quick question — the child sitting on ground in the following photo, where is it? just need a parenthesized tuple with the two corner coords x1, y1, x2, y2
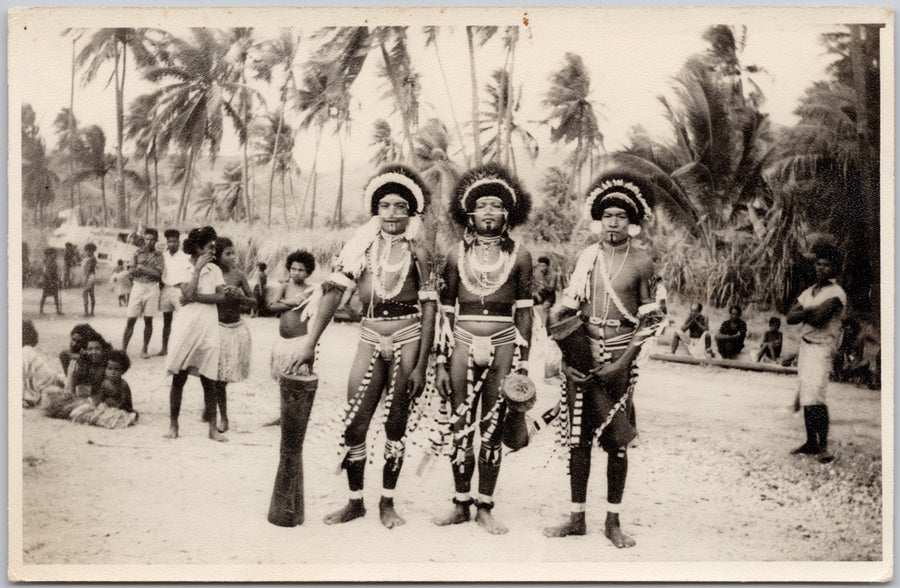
(70, 350, 138, 429)
(756, 316, 783, 362)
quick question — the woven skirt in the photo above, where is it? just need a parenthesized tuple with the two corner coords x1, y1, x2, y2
(218, 320, 251, 383)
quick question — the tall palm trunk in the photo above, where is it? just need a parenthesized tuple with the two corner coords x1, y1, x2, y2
(144, 155, 151, 225)
(177, 144, 198, 222)
(153, 151, 159, 227)
(267, 96, 288, 227)
(849, 24, 880, 306)
(303, 123, 324, 230)
(100, 175, 108, 227)
(502, 29, 518, 167)
(571, 134, 582, 192)
(379, 41, 418, 167)
(431, 37, 469, 166)
(467, 27, 483, 166)
(114, 42, 127, 228)
(241, 70, 252, 221)
(333, 131, 345, 228)
(69, 35, 77, 208)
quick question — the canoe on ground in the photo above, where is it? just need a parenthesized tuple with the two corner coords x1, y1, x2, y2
(649, 353, 798, 375)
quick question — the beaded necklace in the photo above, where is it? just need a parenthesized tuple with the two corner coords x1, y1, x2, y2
(367, 231, 411, 301)
(458, 238, 519, 301)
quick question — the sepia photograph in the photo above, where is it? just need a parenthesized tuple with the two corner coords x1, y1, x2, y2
(7, 6, 893, 582)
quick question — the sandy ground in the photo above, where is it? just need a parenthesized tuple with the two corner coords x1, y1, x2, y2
(15, 286, 884, 572)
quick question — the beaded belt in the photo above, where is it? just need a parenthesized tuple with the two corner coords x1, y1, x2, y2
(584, 316, 635, 328)
(457, 301, 514, 322)
(363, 300, 421, 320)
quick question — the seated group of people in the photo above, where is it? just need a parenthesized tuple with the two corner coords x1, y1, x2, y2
(23, 320, 137, 429)
(668, 303, 771, 361)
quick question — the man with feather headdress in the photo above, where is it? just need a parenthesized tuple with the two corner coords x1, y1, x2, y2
(543, 158, 665, 548)
(431, 163, 534, 535)
(290, 164, 437, 529)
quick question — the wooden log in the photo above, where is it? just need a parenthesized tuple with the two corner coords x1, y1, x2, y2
(649, 353, 798, 375)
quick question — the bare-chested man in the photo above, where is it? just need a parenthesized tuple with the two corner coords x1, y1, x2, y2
(544, 163, 663, 548)
(291, 164, 436, 529)
(432, 163, 534, 535)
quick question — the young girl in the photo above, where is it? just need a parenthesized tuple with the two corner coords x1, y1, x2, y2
(211, 237, 255, 434)
(70, 349, 138, 429)
(39, 248, 62, 315)
(164, 226, 232, 442)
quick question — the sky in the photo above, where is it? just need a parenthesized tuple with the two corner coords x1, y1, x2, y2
(10, 7, 860, 193)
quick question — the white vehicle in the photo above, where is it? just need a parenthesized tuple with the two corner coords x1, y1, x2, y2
(47, 209, 139, 279)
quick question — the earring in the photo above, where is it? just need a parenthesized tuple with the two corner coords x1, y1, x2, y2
(628, 224, 641, 237)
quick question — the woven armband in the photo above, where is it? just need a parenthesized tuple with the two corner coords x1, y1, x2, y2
(418, 290, 438, 301)
(515, 299, 534, 309)
(441, 304, 456, 315)
(327, 271, 355, 291)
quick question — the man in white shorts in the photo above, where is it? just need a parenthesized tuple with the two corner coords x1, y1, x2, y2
(159, 229, 193, 356)
(122, 228, 164, 359)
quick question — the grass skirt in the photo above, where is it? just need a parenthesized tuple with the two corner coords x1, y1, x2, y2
(218, 320, 251, 383)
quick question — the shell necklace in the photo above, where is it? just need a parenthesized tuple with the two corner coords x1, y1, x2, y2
(459, 238, 519, 300)
(368, 231, 411, 300)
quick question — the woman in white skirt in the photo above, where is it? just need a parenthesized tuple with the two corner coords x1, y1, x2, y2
(210, 237, 256, 433)
(164, 226, 232, 442)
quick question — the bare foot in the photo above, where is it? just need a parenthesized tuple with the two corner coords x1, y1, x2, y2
(163, 425, 179, 439)
(379, 497, 406, 529)
(157, 349, 168, 357)
(605, 512, 636, 548)
(209, 429, 228, 442)
(217, 418, 229, 434)
(543, 511, 586, 537)
(432, 499, 471, 526)
(324, 498, 366, 524)
(140, 351, 151, 360)
(474, 502, 508, 535)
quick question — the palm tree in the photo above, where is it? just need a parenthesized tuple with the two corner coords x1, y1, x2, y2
(52, 107, 83, 207)
(414, 118, 463, 246)
(542, 52, 604, 193)
(193, 182, 220, 220)
(22, 105, 58, 224)
(466, 26, 499, 166)
(125, 93, 163, 226)
(423, 26, 469, 165)
(254, 30, 301, 226)
(479, 69, 539, 174)
(225, 28, 257, 221)
(74, 28, 163, 227)
(252, 112, 298, 225)
(215, 163, 245, 221)
(63, 29, 85, 208)
(144, 29, 260, 221)
(71, 125, 115, 226)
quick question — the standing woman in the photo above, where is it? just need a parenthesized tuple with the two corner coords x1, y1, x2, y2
(211, 237, 256, 434)
(164, 226, 231, 442)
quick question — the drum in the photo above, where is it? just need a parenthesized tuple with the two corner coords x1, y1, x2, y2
(267, 370, 318, 527)
(548, 312, 594, 375)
